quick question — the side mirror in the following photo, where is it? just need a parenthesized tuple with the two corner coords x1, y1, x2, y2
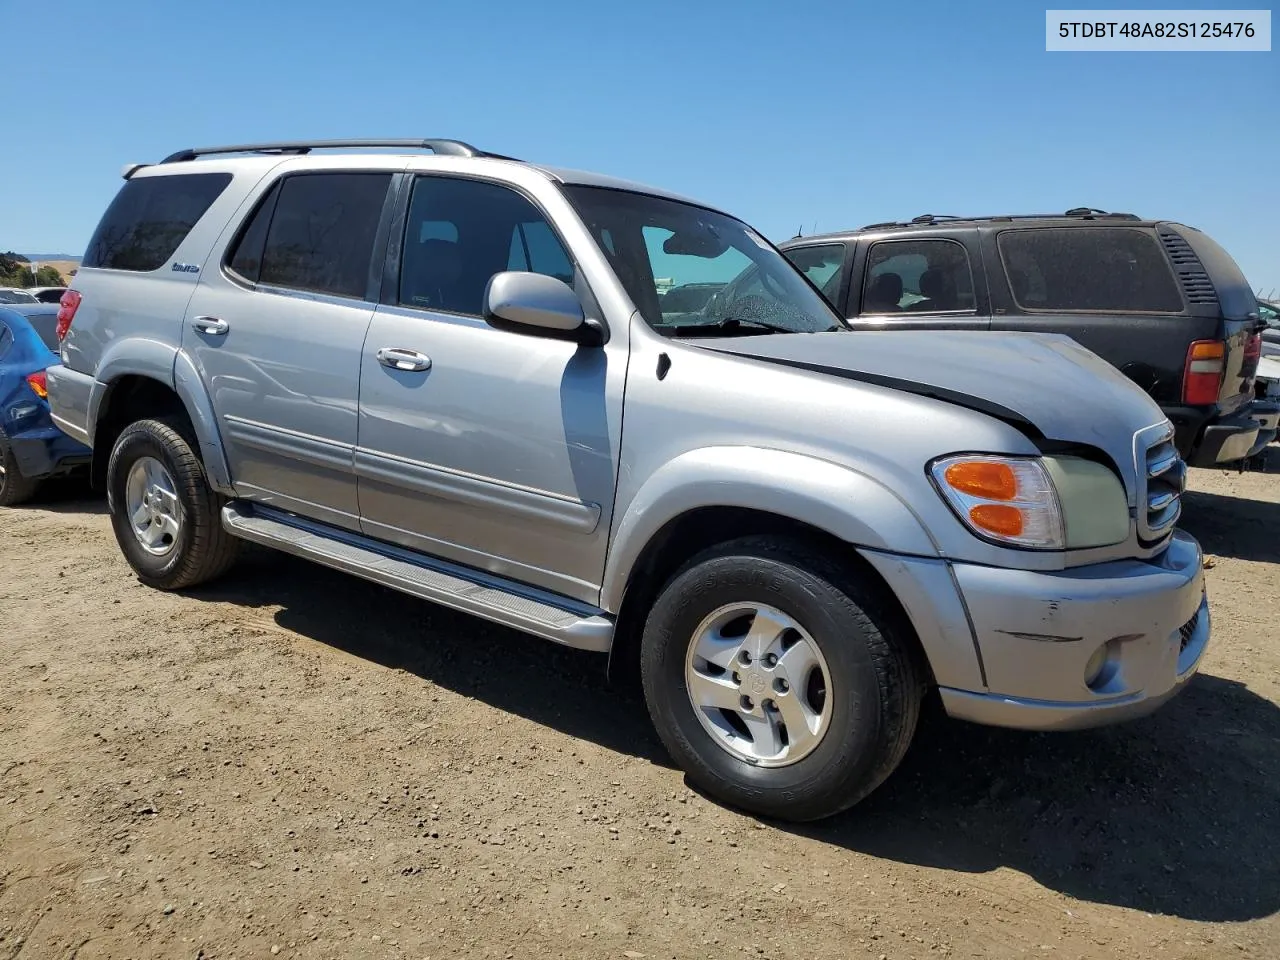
(483, 271, 604, 345)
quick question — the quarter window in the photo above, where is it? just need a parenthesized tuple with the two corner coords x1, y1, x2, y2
(399, 177, 574, 316)
(83, 172, 233, 272)
(862, 239, 975, 314)
(998, 227, 1184, 313)
(782, 244, 846, 305)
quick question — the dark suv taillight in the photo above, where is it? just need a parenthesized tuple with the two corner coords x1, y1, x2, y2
(55, 289, 82, 341)
(1182, 340, 1225, 406)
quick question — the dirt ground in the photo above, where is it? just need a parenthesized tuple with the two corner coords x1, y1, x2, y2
(2, 458, 1279, 960)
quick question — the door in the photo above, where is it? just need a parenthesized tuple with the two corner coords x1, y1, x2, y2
(182, 170, 396, 530)
(355, 174, 625, 603)
(845, 232, 991, 332)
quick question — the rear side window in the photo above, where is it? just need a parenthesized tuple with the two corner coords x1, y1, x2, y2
(0, 321, 11, 358)
(226, 173, 392, 300)
(998, 227, 1183, 313)
(862, 239, 975, 314)
(25, 311, 60, 351)
(83, 173, 233, 272)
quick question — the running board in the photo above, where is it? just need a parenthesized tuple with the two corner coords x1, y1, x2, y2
(220, 503, 614, 652)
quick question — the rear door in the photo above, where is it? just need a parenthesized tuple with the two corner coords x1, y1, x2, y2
(983, 224, 1221, 408)
(182, 168, 398, 531)
(844, 230, 991, 331)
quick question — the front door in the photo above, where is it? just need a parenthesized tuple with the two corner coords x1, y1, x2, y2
(182, 170, 396, 530)
(354, 174, 625, 603)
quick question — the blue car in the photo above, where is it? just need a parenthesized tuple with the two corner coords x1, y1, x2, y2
(0, 303, 91, 505)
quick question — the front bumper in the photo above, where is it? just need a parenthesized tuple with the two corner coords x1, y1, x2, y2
(866, 531, 1210, 732)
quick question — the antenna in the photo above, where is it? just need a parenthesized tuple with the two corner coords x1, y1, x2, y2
(793, 224, 804, 239)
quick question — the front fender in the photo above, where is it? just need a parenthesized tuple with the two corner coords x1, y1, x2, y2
(599, 446, 940, 612)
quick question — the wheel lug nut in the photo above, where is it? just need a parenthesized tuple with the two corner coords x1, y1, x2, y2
(765, 653, 778, 667)
(738, 650, 752, 665)
(731, 672, 741, 685)
(774, 678, 789, 694)
(740, 695, 754, 711)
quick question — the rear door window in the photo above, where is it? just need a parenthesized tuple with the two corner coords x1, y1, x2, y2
(234, 173, 392, 300)
(0, 321, 11, 358)
(862, 239, 975, 314)
(998, 227, 1184, 313)
(83, 172, 233, 272)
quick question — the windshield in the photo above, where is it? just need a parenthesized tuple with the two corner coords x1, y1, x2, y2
(562, 185, 842, 336)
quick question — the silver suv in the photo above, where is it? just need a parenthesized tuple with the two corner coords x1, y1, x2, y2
(45, 139, 1210, 821)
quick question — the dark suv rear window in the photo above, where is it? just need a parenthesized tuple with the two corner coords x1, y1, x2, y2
(83, 172, 233, 272)
(998, 227, 1184, 314)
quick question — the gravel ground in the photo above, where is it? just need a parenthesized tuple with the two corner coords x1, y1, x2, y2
(2, 458, 1278, 960)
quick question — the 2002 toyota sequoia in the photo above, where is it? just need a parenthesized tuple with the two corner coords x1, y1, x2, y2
(45, 138, 1210, 821)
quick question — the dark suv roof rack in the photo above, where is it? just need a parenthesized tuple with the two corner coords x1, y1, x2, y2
(157, 138, 517, 165)
(857, 208, 1141, 230)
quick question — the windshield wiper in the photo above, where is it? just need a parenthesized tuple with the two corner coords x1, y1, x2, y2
(666, 317, 798, 337)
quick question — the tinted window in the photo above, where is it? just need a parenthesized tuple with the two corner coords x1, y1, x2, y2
(998, 227, 1183, 313)
(399, 177, 574, 315)
(25, 311, 60, 351)
(226, 180, 280, 284)
(83, 173, 232, 272)
(0, 289, 37, 303)
(0, 321, 11, 358)
(33, 288, 66, 303)
(862, 239, 975, 314)
(783, 244, 846, 305)
(256, 173, 391, 299)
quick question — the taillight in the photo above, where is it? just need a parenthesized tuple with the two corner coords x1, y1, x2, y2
(25, 371, 48, 399)
(55, 289, 82, 341)
(1182, 340, 1225, 405)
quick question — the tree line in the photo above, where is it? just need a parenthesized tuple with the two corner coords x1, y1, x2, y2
(1, 252, 65, 287)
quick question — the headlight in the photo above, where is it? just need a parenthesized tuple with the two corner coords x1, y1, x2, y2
(930, 453, 1128, 550)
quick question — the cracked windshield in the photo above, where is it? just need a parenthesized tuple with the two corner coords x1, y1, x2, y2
(564, 185, 841, 336)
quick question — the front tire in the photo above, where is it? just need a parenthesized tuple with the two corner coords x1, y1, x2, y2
(640, 536, 925, 822)
(106, 417, 240, 590)
(0, 427, 39, 507)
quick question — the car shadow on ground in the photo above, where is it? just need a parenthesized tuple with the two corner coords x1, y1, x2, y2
(185, 548, 1280, 924)
(1180, 473, 1280, 565)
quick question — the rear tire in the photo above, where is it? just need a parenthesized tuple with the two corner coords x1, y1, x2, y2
(0, 427, 39, 507)
(640, 536, 924, 822)
(106, 417, 240, 590)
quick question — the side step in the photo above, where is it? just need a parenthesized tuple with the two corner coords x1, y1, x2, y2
(221, 503, 614, 652)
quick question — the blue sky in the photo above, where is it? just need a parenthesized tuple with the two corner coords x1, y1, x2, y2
(5, 0, 1277, 291)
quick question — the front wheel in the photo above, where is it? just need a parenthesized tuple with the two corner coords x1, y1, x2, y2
(640, 536, 925, 822)
(106, 417, 240, 590)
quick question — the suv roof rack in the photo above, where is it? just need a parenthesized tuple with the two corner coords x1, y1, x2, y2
(857, 208, 1142, 230)
(156, 138, 518, 165)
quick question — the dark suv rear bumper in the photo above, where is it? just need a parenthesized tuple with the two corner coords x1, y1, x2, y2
(1172, 400, 1279, 467)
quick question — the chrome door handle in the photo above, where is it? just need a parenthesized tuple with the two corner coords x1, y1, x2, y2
(377, 347, 432, 372)
(191, 316, 229, 335)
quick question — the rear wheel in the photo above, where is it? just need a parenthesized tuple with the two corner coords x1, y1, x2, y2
(106, 417, 240, 589)
(640, 536, 924, 822)
(0, 428, 39, 507)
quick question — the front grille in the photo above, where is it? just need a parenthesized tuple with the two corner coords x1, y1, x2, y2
(1158, 230, 1219, 306)
(1178, 608, 1199, 653)
(1138, 427, 1186, 544)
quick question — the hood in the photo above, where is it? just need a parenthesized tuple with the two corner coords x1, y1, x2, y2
(690, 329, 1169, 481)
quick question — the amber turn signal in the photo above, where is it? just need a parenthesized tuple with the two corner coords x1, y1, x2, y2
(943, 460, 1018, 501)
